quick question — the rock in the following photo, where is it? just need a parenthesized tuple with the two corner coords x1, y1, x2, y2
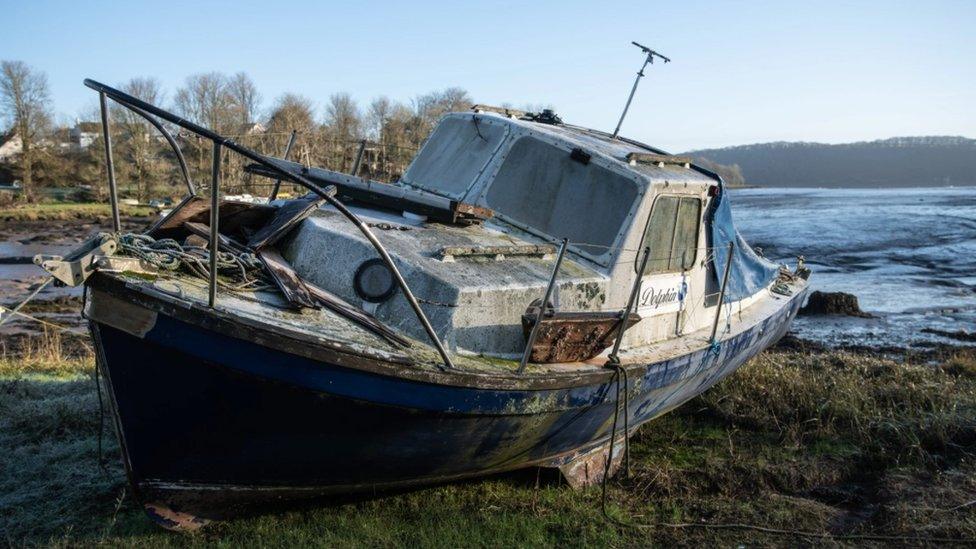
(771, 332, 828, 353)
(799, 291, 873, 318)
(921, 328, 976, 343)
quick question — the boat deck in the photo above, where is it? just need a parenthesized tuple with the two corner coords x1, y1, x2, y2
(100, 270, 806, 377)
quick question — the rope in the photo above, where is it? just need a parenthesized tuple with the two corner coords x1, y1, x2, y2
(601, 363, 626, 516)
(117, 233, 272, 292)
(0, 302, 77, 333)
(0, 277, 53, 328)
(93, 357, 109, 476)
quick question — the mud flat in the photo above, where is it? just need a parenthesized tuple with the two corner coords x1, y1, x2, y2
(0, 214, 152, 338)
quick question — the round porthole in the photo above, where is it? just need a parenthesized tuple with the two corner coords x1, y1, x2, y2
(353, 258, 398, 303)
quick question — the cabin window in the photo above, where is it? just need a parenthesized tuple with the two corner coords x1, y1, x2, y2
(401, 116, 507, 199)
(639, 196, 701, 273)
(485, 137, 638, 258)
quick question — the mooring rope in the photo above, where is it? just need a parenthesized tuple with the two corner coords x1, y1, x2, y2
(0, 277, 54, 328)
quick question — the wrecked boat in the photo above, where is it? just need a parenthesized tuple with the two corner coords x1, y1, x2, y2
(43, 79, 810, 527)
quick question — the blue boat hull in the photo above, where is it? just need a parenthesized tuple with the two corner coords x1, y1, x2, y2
(90, 283, 806, 517)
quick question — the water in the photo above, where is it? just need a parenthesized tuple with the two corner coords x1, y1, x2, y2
(2, 190, 974, 347)
(731, 187, 976, 347)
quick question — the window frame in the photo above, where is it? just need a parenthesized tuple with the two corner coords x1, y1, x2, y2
(475, 132, 646, 270)
(635, 194, 703, 275)
(400, 113, 511, 200)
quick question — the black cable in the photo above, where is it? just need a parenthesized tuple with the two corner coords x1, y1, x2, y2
(93, 357, 109, 476)
(621, 367, 630, 477)
(472, 115, 488, 143)
(600, 365, 622, 518)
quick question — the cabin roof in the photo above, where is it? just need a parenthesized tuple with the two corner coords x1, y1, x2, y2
(470, 111, 721, 186)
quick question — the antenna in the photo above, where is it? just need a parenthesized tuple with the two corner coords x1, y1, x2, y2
(611, 41, 671, 139)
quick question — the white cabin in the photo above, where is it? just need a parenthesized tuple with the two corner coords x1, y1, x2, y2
(284, 111, 774, 358)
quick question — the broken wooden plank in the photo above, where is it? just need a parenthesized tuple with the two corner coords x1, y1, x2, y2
(256, 248, 319, 309)
(149, 196, 276, 242)
(148, 196, 210, 239)
(248, 194, 325, 250)
(182, 222, 248, 255)
(304, 281, 411, 348)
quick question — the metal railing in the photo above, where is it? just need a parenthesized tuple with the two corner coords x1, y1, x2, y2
(516, 239, 737, 372)
(517, 239, 568, 374)
(88, 78, 456, 370)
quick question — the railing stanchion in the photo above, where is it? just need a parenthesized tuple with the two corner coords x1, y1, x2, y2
(269, 130, 297, 201)
(518, 239, 568, 374)
(710, 241, 735, 344)
(607, 246, 652, 365)
(98, 92, 121, 232)
(208, 142, 221, 308)
(351, 139, 367, 177)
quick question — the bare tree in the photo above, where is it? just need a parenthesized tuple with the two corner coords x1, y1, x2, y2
(366, 96, 393, 141)
(267, 93, 316, 134)
(322, 93, 363, 170)
(413, 87, 471, 134)
(227, 72, 261, 127)
(174, 72, 233, 132)
(174, 72, 234, 175)
(0, 60, 52, 200)
(265, 92, 319, 176)
(113, 77, 164, 199)
(324, 92, 362, 141)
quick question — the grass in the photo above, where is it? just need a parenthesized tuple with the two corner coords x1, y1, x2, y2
(1, 336, 974, 546)
(0, 202, 156, 222)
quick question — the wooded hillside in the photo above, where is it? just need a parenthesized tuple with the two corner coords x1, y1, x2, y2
(686, 136, 976, 187)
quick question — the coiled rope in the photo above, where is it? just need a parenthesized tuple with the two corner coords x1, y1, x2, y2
(117, 233, 272, 292)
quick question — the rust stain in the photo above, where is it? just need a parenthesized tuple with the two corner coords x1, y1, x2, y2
(144, 501, 210, 532)
(521, 308, 642, 363)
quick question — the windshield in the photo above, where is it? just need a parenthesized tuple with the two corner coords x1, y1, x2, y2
(401, 116, 508, 199)
(485, 136, 639, 263)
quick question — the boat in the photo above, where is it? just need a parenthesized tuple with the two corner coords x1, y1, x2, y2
(41, 78, 810, 529)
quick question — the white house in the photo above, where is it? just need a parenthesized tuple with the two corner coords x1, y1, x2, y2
(0, 131, 22, 161)
(69, 121, 101, 149)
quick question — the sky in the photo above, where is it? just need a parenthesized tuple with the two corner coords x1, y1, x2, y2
(1, 0, 974, 151)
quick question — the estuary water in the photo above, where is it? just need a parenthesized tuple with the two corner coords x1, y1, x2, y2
(730, 186, 976, 347)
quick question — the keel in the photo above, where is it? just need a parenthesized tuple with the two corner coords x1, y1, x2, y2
(544, 437, 626, 488)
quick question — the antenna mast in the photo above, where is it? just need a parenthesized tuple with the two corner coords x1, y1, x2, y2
(611, 41, 671, 139)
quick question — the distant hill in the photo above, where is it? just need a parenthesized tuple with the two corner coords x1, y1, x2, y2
(685, 136, 976, 187)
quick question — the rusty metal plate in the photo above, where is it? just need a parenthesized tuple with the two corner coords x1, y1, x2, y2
(521, 309, 641, 363)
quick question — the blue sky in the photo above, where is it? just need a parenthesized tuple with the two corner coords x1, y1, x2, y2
(1, 0, 973, 151)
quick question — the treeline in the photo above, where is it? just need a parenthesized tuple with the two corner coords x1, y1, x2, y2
(1, 61, 473, 201)
(2, 60, 761, 202)
(690, 157, 746, 187)
(687, 136, 976, 188)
